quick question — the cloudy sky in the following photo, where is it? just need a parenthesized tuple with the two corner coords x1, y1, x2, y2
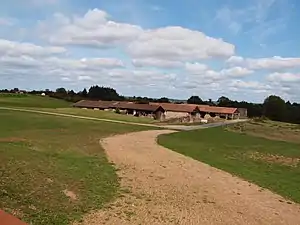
(0, 0, 299, 102)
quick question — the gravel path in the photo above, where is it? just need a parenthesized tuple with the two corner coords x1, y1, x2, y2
(78, 130, 300, 225)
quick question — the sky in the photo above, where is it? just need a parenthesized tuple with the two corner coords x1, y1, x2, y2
(0, 0, 299, 102)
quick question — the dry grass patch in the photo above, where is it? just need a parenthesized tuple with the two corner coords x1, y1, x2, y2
(228, 120, 300, 143)
(248, 152, 300, 167)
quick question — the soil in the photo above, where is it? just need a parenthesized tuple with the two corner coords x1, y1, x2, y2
(77, 130, 300, 225)
(63, 189, 77, 201)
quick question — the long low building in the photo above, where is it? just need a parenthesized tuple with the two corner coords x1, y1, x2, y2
(73, 100, 247, 121)
(73, 100, 165, 120)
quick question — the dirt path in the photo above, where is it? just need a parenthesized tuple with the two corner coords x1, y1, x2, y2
(78, 130, 300, 225)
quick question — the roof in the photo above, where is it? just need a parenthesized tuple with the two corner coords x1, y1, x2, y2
(73, 100, 164, 112)
(74, 100, 238, 114)
(150, 102, 199, 113)
(73, 100, 116, 108)
(116, 102, 164, 112)
(198, 105, 238, 114)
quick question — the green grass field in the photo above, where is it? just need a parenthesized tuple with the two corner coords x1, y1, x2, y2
(0, 109, 150, 224)
(158, 121, 300, 203)
(40, 108, 156, 124)
(0, 94, 70, 108)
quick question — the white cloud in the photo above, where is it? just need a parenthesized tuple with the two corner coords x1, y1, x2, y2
(227, 55, 300, 70)
(80, 58, 124, 68)
(128, 26, 235, 61)
(0, 39, 175, 91)
(40, 9, 143, 47)
(0, 39, 66, 57)
(267, 72, 300, 83)
(185, 63, 252, 79)
(226, 56, 244, 64)
(132, 58, 182, 68)
(78, 75, 92, 81)
(230, 79, 271, 90)
(25, 57, 125, 72)
(39, 9, 235, 62)
(185, 62, 208, 73)
(220, 67, 253, 77)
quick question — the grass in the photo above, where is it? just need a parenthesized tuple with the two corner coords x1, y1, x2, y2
(0, 109, 151, 224)
(158, 122, 300, 203)
(0, 94, 70, 108)
(38, 108, 156, 124)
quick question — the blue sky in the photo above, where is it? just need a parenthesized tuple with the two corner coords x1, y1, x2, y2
(0, 0, 299, 102)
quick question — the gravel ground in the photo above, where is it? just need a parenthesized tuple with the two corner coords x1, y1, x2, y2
(77, 130, 300, 225)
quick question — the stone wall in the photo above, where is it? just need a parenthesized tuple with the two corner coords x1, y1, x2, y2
(165, 111, 189, 120)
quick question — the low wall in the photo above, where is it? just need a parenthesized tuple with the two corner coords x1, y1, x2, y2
(165, 111, 189, 120)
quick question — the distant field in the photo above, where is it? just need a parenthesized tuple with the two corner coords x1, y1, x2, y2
(0, 110, 151, 225)
(0, 94, 70, 108)
(158, 121, 300, 203)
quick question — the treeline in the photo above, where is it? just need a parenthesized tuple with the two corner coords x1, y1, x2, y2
(0, 86, 171, 103)
(1, 87, 299, 124)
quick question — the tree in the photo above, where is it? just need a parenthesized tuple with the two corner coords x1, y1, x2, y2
(217, 96, 232, 107)
(263, 95, 287, 121)
(157, 97, 170, 103)
(88, 85, 121, 101)
(82, 88, 88, 97)
(187, 96, 203, 104)
(68, 90, 76, 96)
(56, 87, 67, 95)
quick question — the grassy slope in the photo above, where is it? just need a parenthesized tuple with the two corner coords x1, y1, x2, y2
(0, 110, 150, 224)
(0, 94, 70, 108)
(158, 125, 300, 203)
(41, 108, 156, 124)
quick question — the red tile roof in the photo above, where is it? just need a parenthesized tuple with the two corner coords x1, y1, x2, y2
(73, 100, 238, 115)
(116, 102, 164, 112)
(150, 103, 199, 113)
(73, 100, 120, 109)
(73, 100, 163, 112)
(198, 105, 238, 114)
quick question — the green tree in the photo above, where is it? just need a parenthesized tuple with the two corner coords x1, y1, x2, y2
(56, 87, 67, 95)
(82, 88, 88, 97)
(88, 85, 121, 101)
(157, 97, 170, 103)
(263, 95, 287, 121)
(217, 96, 232, 107)
(187, 96, 203, 104)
